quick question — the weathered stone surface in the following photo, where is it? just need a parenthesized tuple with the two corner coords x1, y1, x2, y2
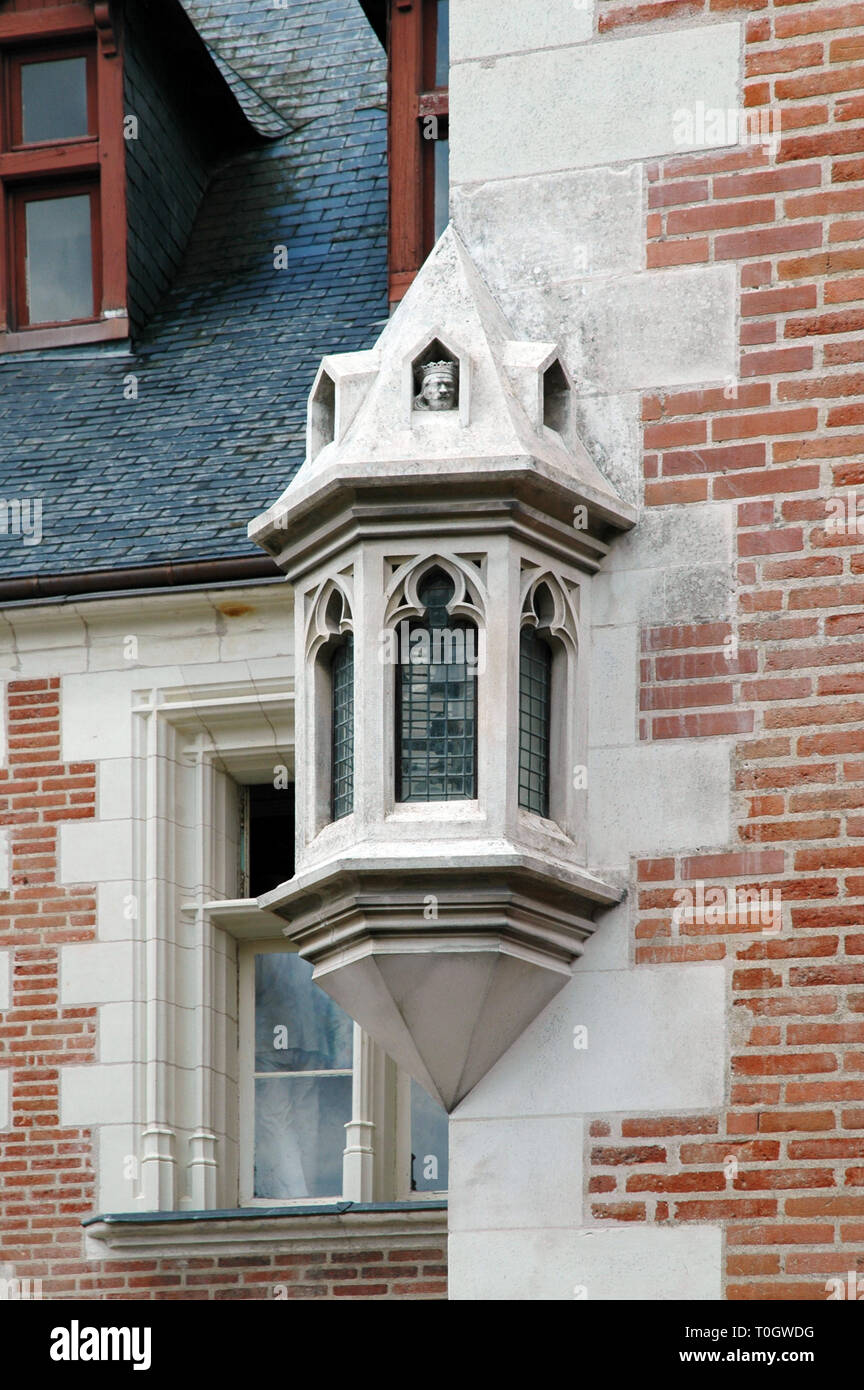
(452, 165, 643, 289)
(450, 23, 741, 182)
(450, 1225, 723, 1300)
(451, 0, 594, 63)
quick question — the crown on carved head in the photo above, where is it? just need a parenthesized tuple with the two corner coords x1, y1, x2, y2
(418, 359, 458, 382)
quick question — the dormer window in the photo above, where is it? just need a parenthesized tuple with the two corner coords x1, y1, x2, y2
(0, 9, 128, 352)
(387, 0, 449, 305)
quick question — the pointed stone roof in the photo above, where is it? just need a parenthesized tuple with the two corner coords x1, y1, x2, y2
(250, 227, 634, 550)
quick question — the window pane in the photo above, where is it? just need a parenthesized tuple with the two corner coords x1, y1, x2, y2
(254, 951, 353, 1072)
(411, 1080, 449, 1191)
(518, 628, 552, 817)
(254, 1074, 351, 1198)
(398, 570, 477, 802)
(25, 194, 93, 325)
(435, 0, 449, 87)
(21, 57, 89, 144)
(434, 135, 449, 240)
(331, 636, 354, 820)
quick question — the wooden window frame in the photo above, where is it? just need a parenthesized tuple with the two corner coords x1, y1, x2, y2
(387, 0, 448, 305)
(11, 178, 101, 329)
(0, 3, 128, 352)
(7, 40, 97, 148)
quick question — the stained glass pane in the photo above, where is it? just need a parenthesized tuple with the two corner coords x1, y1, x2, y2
(398, 570, 477, 801)
(331, 636, 354, 820)
(518, 627, 552, 817)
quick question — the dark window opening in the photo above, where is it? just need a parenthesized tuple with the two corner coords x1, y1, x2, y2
(247, 783, 295, 897)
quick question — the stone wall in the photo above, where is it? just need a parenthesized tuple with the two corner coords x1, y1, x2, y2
(448, 0, 864, 1300)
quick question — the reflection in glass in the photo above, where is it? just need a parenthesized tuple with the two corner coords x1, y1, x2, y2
(252, 952, 354, 1199)
(434, 135, 449, 240)
(435, 0, 450, 88)
(411, 1080, 449, 1191)
(25, 194, 93, 325)
(254, 952, 353, 1073)
(21, 57, 89, 144)
(255, 1075, 351, 1198)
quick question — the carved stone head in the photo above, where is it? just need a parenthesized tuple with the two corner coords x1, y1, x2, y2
(414, 359, 459, 411)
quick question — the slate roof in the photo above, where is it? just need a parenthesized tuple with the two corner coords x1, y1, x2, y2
(0, 0, 387, 582)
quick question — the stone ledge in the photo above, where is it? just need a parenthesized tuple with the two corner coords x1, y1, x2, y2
(83, 1202, 448, 1258)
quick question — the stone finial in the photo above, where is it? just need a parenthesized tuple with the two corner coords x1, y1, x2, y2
(413, 358, 459, 411)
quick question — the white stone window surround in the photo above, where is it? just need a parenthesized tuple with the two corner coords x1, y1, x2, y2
(126, 675, 296, 1214)
(118, 674, 441, 1215)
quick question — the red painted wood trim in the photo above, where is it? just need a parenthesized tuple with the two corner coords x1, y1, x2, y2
(97, 6, 126, 312)
(387, 0, 448, 303)
(0, 311, 127, 351)
(416, 89, 447, 119)
(388, 0, 423, 297)
(0, 5, 94, 41)
(0, 140, 99, 177)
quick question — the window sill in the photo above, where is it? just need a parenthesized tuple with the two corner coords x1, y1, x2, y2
(83, 1201, 448, 1257)
(191, 897, 288, 940)
(0, 314, 129, 354)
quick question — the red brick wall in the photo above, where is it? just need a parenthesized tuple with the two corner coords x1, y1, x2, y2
(589, 0, 864, 1299)
(0, 679, 445, 1300)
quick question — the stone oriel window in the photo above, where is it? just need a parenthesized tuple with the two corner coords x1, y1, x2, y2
(396, 566, 477, 802)
(330, 634, 355, 821)
(387, 0, 449, 305)
(0, 7, 128, 352)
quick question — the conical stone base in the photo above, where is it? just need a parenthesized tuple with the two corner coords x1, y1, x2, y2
(261, 851, 623, 1112)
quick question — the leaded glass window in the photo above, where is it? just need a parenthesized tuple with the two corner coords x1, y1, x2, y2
(518, 626, 552, 817)
(331, 636, 354, 820)
(397, 569, 477, 801)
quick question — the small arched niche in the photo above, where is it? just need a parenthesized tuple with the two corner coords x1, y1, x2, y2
(542, 357, 571, 440)
(308, 365, 336, 462)
(405, 334, 470, 425)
